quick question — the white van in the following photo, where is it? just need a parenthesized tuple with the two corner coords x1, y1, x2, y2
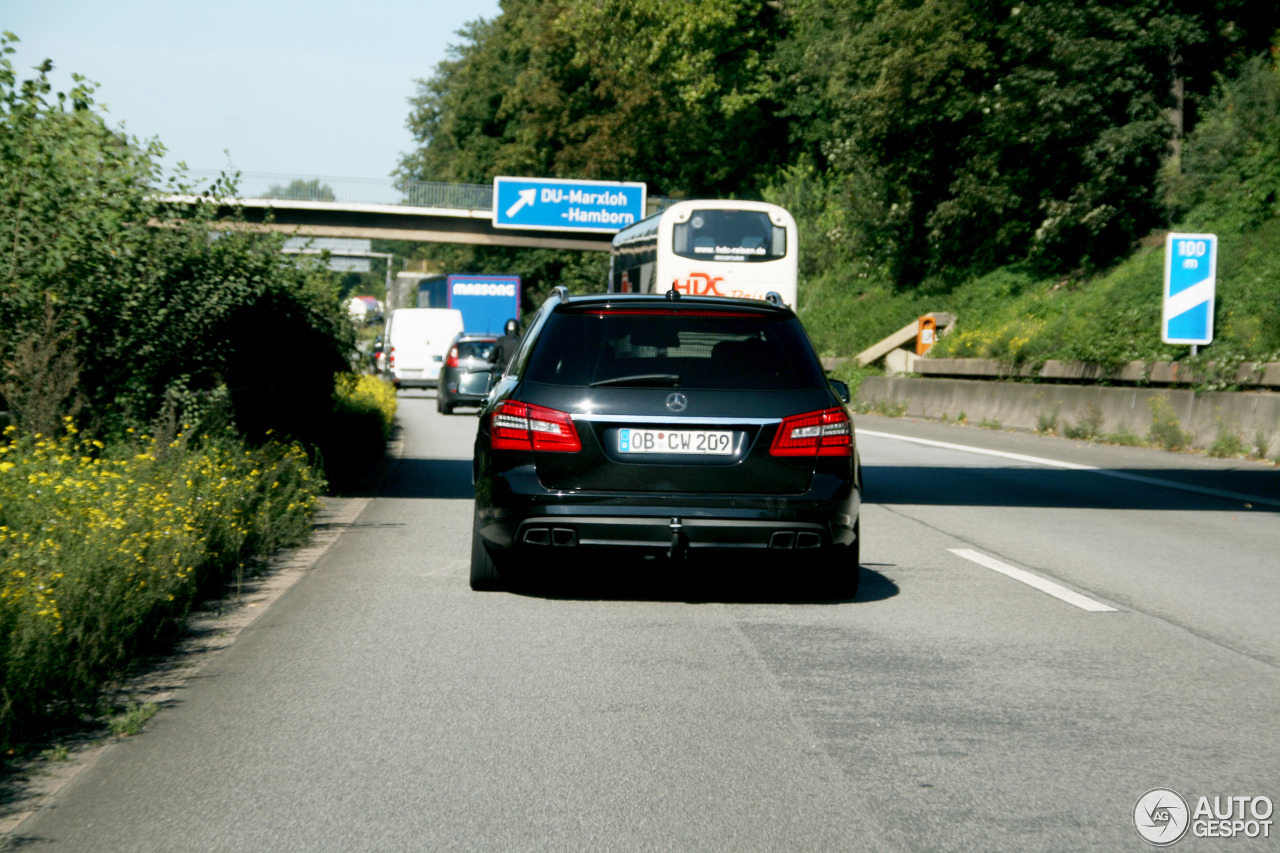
(384, 308, 465, 389)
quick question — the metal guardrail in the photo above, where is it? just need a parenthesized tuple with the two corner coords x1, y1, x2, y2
(172, 170, 671, 215)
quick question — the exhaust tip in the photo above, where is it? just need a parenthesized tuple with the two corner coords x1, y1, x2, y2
(769, 531, 796, 550)
(522, 527, 550, 546)
(796, 531, 822, 549)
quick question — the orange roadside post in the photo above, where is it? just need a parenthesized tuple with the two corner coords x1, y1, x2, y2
(916, 315, 938, 355)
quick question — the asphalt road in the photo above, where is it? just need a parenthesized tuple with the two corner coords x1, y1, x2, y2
(9, 395, 1279, 851)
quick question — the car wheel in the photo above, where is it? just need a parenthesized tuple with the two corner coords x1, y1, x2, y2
(470, 513, 505, 591)
(826, 521, 861, 600)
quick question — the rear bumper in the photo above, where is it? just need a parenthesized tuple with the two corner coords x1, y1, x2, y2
(392, 365, 442, 388)
(440, 368, 492, 402)
(500, 514, 850, 552)
(474, 440, 860, 560)
(440, 385, 489, 405)
(477, 496, 858, 556)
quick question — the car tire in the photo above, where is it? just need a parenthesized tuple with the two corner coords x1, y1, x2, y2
(821, 521, 860, 601)
(470, 513, 505, 591)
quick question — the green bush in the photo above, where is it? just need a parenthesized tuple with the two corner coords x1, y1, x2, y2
(1148, 397, 1192, 451)
(318, 375, 398, 490)
(0, 35, 354, 441)
(334, 375, 397, 442)
(1208, 428, 1246, 458)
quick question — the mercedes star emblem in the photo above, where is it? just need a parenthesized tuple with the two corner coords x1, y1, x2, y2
(665, 393, 688, 412)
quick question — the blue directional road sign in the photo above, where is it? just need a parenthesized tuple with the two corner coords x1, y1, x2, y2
(1162, 233, 1217, 345)
(492, 176, 646, 234)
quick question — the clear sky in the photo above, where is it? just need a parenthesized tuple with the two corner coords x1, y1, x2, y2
(5, 0, 503, 180)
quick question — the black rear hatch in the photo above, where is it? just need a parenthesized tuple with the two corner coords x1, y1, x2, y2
(516, 304, 834, 495)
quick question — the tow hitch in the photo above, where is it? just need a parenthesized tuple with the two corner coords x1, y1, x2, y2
(667, 517, 687, 560)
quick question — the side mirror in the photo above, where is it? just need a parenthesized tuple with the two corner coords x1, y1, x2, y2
(829, 379, 851, 405)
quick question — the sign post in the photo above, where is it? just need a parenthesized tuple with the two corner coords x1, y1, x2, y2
(492, 176, 646, 233)
(1162, 233, 1217, 353)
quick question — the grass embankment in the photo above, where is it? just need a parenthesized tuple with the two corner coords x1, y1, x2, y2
(800, 214, 1280, 390)
(799, 57, 1280, 393)
(799, 223, 1280, 461)
(0, 375, 397, 754)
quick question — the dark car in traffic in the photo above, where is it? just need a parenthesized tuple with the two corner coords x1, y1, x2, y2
(437, 334, 498, 414)
(470, 287, 861, 595)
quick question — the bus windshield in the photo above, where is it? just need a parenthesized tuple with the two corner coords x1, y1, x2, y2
(671, 209, 787, 263)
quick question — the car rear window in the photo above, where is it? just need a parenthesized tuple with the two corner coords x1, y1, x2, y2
(672, 209, 787, 262)
(457, 340, 495, 360)
(522, 310, 825, 391)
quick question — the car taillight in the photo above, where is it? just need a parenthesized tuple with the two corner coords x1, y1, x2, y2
(445, 345, 459, 368)
(770, 407, 853, 457)
(491, 401, 581, 452)
(388, 346, 395, 366)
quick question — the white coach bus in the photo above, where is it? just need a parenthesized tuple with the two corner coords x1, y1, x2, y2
(608, 200, 798, 306)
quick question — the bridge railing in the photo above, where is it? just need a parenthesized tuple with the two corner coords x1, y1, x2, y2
(175, 170, 492, 210)
(173, 170, 671, 216)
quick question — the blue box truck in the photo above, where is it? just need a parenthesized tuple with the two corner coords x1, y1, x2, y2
(417, 274, 521, 335)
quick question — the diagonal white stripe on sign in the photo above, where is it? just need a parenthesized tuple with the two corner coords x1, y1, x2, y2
(1164, 277, 1214, 320)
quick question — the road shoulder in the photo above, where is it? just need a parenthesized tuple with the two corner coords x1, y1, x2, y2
(0, 494, 372, 842)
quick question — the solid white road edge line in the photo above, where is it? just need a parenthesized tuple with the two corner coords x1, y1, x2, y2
(948, 548, 1119, 612)
(857, 429, 1280, 509)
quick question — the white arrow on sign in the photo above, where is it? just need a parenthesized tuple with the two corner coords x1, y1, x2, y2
(505, 188, 536, 218)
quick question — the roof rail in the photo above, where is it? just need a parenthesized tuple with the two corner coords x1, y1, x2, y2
(763, 291, 785, 308)
(551, 285, 570, 302)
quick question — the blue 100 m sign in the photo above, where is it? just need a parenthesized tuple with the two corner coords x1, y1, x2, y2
(1162, 233, 1217, 346)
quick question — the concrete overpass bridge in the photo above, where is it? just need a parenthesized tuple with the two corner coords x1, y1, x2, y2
(167, 171, 667, 252)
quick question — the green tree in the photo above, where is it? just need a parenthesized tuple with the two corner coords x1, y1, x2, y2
(0, 32, 351, 439)
(773, 0, 1278, 286)
(262, 178, 337, 201)
(1165, 54, 1280, 228)
(397, 0, 789, 197)
(395, 15, 528, 185)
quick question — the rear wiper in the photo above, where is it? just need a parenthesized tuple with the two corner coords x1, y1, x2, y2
(589, 373, 681, 387)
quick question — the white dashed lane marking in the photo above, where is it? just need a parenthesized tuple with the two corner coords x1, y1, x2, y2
(949, 548, 1119, 612)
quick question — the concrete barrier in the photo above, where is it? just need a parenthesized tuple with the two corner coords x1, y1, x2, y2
(858, 376, 1280, 457)
(913, 358, 1280, 387)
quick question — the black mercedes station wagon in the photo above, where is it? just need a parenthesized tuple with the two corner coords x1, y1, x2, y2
(470, 287, 861, 595)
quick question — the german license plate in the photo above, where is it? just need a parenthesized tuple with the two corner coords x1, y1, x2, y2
(618, 429, 733, 455)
